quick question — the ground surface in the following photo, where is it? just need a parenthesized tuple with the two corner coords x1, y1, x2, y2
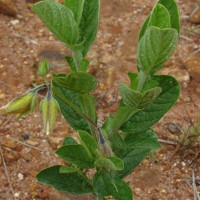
(0, 0, 200, 199)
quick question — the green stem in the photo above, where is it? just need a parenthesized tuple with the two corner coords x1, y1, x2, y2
(137, 71, 148, 92)
(72, 49, 83, 71)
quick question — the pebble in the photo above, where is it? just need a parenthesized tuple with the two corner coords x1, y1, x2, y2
(26, 140, 39, 147)
(10, 19, 20, 26)
(2, 138, 16, 149)
(17, 173, 24, 181)
(134, 188, 142, 196)
(159, 189, 167, 195)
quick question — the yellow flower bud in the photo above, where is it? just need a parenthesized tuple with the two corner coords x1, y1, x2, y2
(0, 91, 38, 117)
(40, 96, 59, 135)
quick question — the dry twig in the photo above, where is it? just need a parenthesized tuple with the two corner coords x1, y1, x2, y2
(0, 138, 17, 200)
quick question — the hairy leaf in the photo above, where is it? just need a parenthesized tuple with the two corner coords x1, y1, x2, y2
(137, 26, 178, 74)
(79, 0, 100, 56)
(121, 75, 180, 133)
(118, 129, 160, 178)
(63, 137, 78, 146)
(52, 80, 91, 132)
(148, 3, 171, 29)
(64, 0, 85, 25)
(36, 165, 93, 194)
(93, 171, 133, 200)
(56, 144, 94, 168)
(53, 72, 97, 94)
(158, 0, 180, 34)
(78, 130, 98, 155)
(32, 0, 79, 48)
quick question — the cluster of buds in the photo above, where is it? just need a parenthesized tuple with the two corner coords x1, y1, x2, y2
(40, 85, 60, 135)
(0, 88, 38, 119)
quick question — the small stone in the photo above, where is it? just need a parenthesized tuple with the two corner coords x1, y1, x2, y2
(168, 134, 179, 141)
(26, 140, 39, 147)
(17, 173, 24, 181)
(183, 54, 200, 82)
(159, 189, 167, 195)
(0, 93, 6, 99)
(2, 138, 16, 149)
(14, 193, 20, 198)
(134, 188, 142, 196)
(143, 159, 149, 165)
(167, 122, 181, 134)
(10, 19, 20, 26)
(48, 136, 63, 146)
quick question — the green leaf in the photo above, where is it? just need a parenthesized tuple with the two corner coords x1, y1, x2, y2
(109, 107, 139, 136)
(107, 156, 124, 171)
(65, 56, 90, 72)
(65, 56, 77, 72)
(139, 15, 150, 40)
(64, 0, 85, 25)
(148, 3, 171, 29)
(95, 158, 116, 171)
(52, 80, 91, 132)
(137, 26, 178, 74)
(78, 130, 98, 155)
(79, 0, 100, 56)
(53, 72, 97, 94)
(119, 83, 162, 108)
(140, 86, 162, 107)
(119, 83, 142, 108)
(63, 137, 78, 146)
(32, 0, 79, 48)
(78, 95, 96, 134)
(139, 0, 180, 39)
(36, 165, 93, 194)
(118, 129, 160, 178)
(121, 75, 180, 133)
(93, 171, 133, 200)
(56, 144, 94, 168)
(59, 166, 78, 173)
(158, 0, 180, 34)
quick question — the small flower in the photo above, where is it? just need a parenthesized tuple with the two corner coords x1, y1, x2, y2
(0, 90, 38, 118)
(40, 89, 59, 135)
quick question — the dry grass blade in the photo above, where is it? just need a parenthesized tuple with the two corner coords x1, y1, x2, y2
(192, 170, 200, 200)
(0, 138, 17, 200)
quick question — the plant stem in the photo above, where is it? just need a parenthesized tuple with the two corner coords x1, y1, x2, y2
(72, 49, 83, 71)
(137, 71, 148, 92)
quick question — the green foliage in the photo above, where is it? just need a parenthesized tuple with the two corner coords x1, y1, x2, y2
(64, 0, 85, 25)
(93, 171, 133, 200)
(32, 0, 79, 48)
(117, 129, 160, 177)
(121, 75, 180, 133)
(137, 26, 178, 74)
(2, 0, 181, 199)
(56, 144, 94, 168)
(36, 165, 93, 194)
(78, 0, 100, 56)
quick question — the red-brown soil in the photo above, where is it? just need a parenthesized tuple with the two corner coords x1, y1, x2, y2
(0, 0, 199, 199)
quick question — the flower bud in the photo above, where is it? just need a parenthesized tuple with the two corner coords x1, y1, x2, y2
(40, 96, 59, 135)
(38, 60, 50, 78)
(97, 127, 113, 157)
(0, 91, 38, 118)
